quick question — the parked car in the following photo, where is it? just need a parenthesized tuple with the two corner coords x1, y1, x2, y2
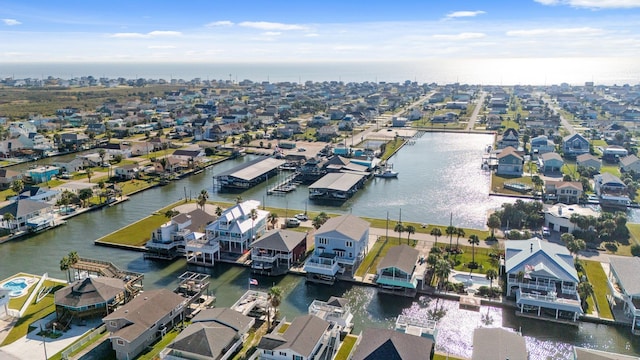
(542, 227, 551, 237)
(286, 218, 301, 228)
(295, 213, 308, 221)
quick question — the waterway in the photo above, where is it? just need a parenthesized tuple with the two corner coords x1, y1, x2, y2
(1, 133, 640, 358)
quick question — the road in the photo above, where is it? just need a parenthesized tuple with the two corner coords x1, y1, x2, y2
(465, 91, 487, 131)
(541, 96, 576, 135)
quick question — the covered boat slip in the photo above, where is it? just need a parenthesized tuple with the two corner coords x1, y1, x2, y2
(515, 288, 583, 323)
(308, 172, 367, 201)
(215, 157, 285, 190)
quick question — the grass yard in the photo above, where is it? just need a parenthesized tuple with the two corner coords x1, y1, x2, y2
(451, 245, 499, 275)
(136, 326, 181, 360)
(434, 354, 465, 360)
(583, 260, 614, 320)
(600, 164, 621, 177)
(334, 334, 358, 360)
(1, 281, 65, 346)
(381, 138, 406, 160)
(491, 174, 535, 196)
(354, 237, 393, 278)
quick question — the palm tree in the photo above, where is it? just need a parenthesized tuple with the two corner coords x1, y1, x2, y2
(567, 239, 586, 261)
(267, 286, 283, 329)
(86, 167, 94, 183)
(197, 189, 209, 210)
(312, 212, 329, 229)
(455, 228, 465, 250)
(235, 195, 243, 204)
(468, 235, 480, 265)
(11, 180, 24, 196)
(430, 227, 442, 247)
(250, 208, 258, 243)
(98, 149, 106, 165)
(164, 209, 179, 219)
(3, 212, 15, 231)
(78, 188, 93, 207)
(60, 256, 70, 282)
(485, 269, 498, 289)
(487, 214, 501, 239)
(445, 225, 456, 252)
(577, 281, 594, 310)
(405, 225, 416, 245)
(268, 212, 279, 230)
(394, 223, 405, 244)
(67, 251, 79, 280)
(434, 259, 452, 290)
(215, 206, 223, 217)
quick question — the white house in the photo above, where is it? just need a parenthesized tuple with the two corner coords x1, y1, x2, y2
(607, 256, 640, 335)
(256, 315, 334, 360)
(544, 203, 598, 234)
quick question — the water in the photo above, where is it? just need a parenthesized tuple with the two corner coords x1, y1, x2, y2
(3, 57, 640, 85)
(0, 133, 639, 357)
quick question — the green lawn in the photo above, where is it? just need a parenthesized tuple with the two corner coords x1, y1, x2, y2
(381, 138, 406, 160)
(451, 245, 498, 275)
(1, 281, 65, 346)
(583, 260, 614, 320)
(355, 237, 394, 277)
(491, 174, 535, 196)
(334, 334, 358, 360)
(434, 354, 465, 360)
(600, 164, 621, 177)
(136, 326, 181, 360)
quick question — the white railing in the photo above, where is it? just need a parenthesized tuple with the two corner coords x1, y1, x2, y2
(61, 324, 106, 360)
(378, 274, 411, 283)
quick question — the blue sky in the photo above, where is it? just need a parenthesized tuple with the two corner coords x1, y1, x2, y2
(1, 0, 640, 63)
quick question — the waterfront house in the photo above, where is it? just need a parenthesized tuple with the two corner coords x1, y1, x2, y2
(351, 327, 435, 360)
(496, 147, 524, 176)
(539, 152, 564, 174)
(620, 154, 640, 173)
(375, 244, 421, 296)
(308, 296, 354, 335)
(303, 214, 369, 284)
(185, 200, 268, 266)
(544, 203, 597, 233)
(54, 277, 126, 322)
(607, 256, 640, 335)
(602, 146, 628, 163)
(576, 153, 601, 172)
(0, 169, 22, 190)
(161, 307, 255, 360)
(27, 165, 60, 183)
(573, 347, 640, 359)
(562, 133, 590, 158)
(13, 186, 58, 203)
(104, 143, 132, 159)
(114, 164, 140, 180)
(103, 289, 185, 360)
(472, 328, 528, 360)
(0, 199, 54, 232)
(594, 173, 630, 209)
(145, 208, 215, 260)
(505, 239, 583, 322)
(60, 133, 89, 149)
(250, 229, 307, 276)
(530, 135, 556, 157)
(53, 157, 86, 174)
(256, 315, 333, 360)
(544, 181, 583, 205)
(173, 147, 206, 166)
(497, 128, 519, 149)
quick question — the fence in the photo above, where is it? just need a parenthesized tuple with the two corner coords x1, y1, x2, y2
(61, 324, 107, 360)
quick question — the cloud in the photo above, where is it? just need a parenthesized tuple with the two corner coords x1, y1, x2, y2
(109, 30, 181, 38)
(238, 21, 307, 31)
(147, 45, 176, 49)
(262, 32, 282, 36)
(206, 20, 234, 27)
(533, 0, 640, 9)
(432, 32, 486, 40)
(305, 33, 320, 37)
(445, 11, 486, 19)
(1, 19, 21, 26)
(506, 27, 604, 36)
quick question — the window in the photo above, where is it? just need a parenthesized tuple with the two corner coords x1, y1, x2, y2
(264, 350, 273, 355)
(279, 351, 287, 356)
(109, 321, 117, 327)
(293, 356, 303, 360)
(318, 238, 327, 245)
(346, 241, 353, 247)
(116, 339, 125, 346)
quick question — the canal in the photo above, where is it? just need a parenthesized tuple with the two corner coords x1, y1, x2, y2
(1, 133, 639, 358)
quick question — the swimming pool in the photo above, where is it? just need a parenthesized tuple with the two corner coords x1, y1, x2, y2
(452, 273, 491, 288)
(1, 277, 29, 297)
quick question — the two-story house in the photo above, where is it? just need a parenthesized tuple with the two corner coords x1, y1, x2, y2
(538, 152, 564, 175)
(607, 256, 640, 335)
(576, 153, 601, 172)
(496, 147, 524, 176)
(505, 239, 583, 322)
(250, 229, 307, 276)
(375, 244, 421, 297)
(497, 128, 519, 149)
(103, 289, 185, 360)
(562, 133, 590, 158)
(256, 315, 333, 360)
(303, 214, 369, 284)
(145, 208, 215, 260)
(531, 135, 556, 158)
(544, 181, 583, 204)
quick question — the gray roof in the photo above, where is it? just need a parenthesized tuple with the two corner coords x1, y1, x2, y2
(609, 256, 640, 297)
(597, 172, 625, 186)
(309, 172, 365, 191)
(505, 238, 578, 283)
(472, 328, 528, 360)
(540, 152, 563, 162)
(326, 296, 348, 308)
(0, 199, 51, 218)
(351, 328, 434, 360)
(250, 229, 306, 252)
(217, 157, 285, 181)
(55, 277, 125, 309)
(576, 153, 600, 163)
(103, 289, 184, 342)
(574, 347, 640, 359)
(316, 214, 369, 242)
(620, 154, 640, 167)
(191, 307, 254, 333)
(168, 322, 238, 359)
(258, 315, 329, 358)
(174, 208, 216, 233)
(377, 245, 419, 274)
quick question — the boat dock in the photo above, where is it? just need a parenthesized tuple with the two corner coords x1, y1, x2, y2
(267, 172, 300, 195)
(308, 172, 368, 201)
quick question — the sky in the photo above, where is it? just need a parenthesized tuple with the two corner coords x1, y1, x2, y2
(1, 0, 640, 63)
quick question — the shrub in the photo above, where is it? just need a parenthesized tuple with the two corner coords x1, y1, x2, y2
(631, 244, 640, 257)
(604, 242, 618, 253)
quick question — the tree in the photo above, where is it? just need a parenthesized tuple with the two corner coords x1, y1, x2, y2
(560, 233, 575, 244)
(215, 206, 223, 217)
(577, 281, 594, 309)
(86, 167, 94, 183)
(631, 244, 640, 257)
(485, 268, 498, 289)
(434, 258, 452, 290)
(268, 212, 279, 230)
(3, 212, 15, 232)
(11, 180, 24, 195)
(235, 195, 243, 204)
(394, 223, 405, 244)
(197, 189, 209, 210)
(445, 225, 456, 252)
(60, 256, 71, 282)
(267, 286, 283, 330)
(567, 238, 586, 261)
(405, 225, 416, 245)
(430, 227, 442, 247)
(250, 208, 258, 242)
(468, 235, 480, 265)
(78, 188, 93, 207)
(98, 148, 106, 165)
(313, 212, 329, 229)
(164, 209, 180, 219)
(455, 228, 465, 249)
(487, 214, 501, 239)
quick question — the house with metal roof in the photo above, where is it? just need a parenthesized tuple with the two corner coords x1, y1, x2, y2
(250, 229, 307, 276)
(145, 208, 216, 260)
(620, 154, 640, 174)
(185, 200, 268, 265)
(539, 152, 564, 174)
(351, 327, 435, 360)
(472, 328, 528, 360)
(308, 296, 354, 335)
(544, 181, 583, 205)
(607, 256, 640, 335)
(496, 146, 524, 176)
(563, 133, 590, 158)
(103, 289, 185, 360)
(576, 153, 601, 172)
(0, 198, 55, 232)
(257, 315, 334, 360)
(303, 215, 369, 284)
(215, 157, 285, 191)
(54, 277, 126, 323)
(594, 173, 630, 210)
(505, 238, 584, 322)
(308, 172, 367, 201)
(573, 346, 640, 359)
(161, 307, 255, 360)
(375, 244, 421, 297)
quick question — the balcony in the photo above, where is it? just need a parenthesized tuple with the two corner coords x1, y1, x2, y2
(186, 239, 220, 253)
(304, 256, 340, 276)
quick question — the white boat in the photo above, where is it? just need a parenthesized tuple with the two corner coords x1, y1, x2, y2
(375, 163, 399, 178)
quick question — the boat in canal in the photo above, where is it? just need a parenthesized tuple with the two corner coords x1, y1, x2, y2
(374, 163, 399, 178)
